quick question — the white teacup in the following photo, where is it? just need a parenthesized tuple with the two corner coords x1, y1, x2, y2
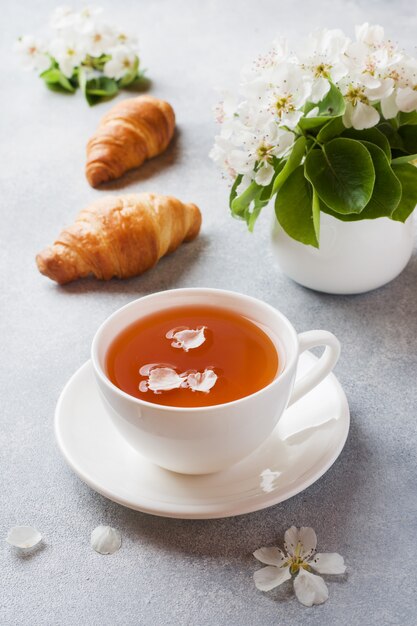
(91, 288, 340, 475)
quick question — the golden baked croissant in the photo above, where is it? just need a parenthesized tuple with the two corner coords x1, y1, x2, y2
(36, 193, 201, 284)
(86, 95, 175, 187)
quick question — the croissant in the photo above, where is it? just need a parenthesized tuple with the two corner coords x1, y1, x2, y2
(36, 193, 201, 284)
(86, 95, 175, 187)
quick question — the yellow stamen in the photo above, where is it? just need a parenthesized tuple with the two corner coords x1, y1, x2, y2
(346, 85, 369, 105)
(314, 63, 332, 79)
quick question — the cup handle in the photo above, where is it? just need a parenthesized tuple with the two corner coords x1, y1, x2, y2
(287, 330, 341, 408)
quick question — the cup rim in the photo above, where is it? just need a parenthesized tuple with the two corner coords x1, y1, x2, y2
(91, 288, 299, 413)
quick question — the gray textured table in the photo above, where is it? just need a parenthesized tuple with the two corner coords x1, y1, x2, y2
(2, 1, 417, 624)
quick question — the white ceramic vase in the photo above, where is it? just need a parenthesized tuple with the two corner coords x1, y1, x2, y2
(271, 212, 415, 295)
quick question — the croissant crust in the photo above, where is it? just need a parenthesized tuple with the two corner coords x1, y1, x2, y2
(36, 193, 201, 284)
(86, 96, 175, 187)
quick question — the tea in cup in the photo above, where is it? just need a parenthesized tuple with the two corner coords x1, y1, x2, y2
(91, 288, 340, 474)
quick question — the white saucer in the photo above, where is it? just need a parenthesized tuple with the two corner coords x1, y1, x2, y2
(55, 353, 349, 519)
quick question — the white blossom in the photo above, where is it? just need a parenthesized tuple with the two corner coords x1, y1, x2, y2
(254, 526, 346, 607)
(211, 24, 417, 180)
(49, 37, 86, 77)
(296, 29, 349, 103)
(104, 45, 137, 80)
(14, 35, 50, 72)
(84, 23, 115, 57)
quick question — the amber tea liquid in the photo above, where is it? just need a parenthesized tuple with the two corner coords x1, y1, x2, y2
(105, 304, 279, 407)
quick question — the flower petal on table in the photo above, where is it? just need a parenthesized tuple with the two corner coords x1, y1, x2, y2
(91, 526, 121, 555)
(6, 526, 42, 549)
(298, 527, 317, 559)
(253, 546, 287, 567)
(284, 526, 317, 558)
(311, 552, 346, 574)
(284, 526, 299, 556)
(254, 565, 291, 591)
(294, 568, 329, 607)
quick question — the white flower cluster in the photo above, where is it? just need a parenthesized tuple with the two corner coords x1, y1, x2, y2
(14, 5, 139, 80)
(211, 24, 417, 187)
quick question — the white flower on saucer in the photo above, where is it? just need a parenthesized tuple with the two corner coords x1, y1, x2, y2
(14, 35, 50, 72)
(104, 45, 137, 80)
(254, 526, 346, 607)
(166, 327, 207, 351)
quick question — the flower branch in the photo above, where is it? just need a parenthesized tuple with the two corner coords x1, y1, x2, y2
(210, 24, 417, 245)
(15, 5, 147, 105)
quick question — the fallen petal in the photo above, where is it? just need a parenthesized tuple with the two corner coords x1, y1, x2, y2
(311, 552, 346, 575)
(293, 568, 329, 606)
(166, 327, 206, 351)
(91, 526, 121, 555)
(253, 546, 287, 567)
(254, 565, 291, 591)
(6, 526, 42, 549)
(147, 367, 186, 392)
(186, 369, 217, 392)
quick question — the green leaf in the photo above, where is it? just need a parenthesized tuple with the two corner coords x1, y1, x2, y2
(398, 111, 417, 126)
(80, 75, 119, 105)
(230, 181, 267, 231)
(299, 83, 346, 130)
(391, 153, 417, 164)
(391, 163, 417, 222)
(275, 165, 319, 247)
(272, 136, 306, 195)
(91, 54, 111, 71)
(86, 76, 118, 96)
(40, 67, 75, 92)
(320, 141, 400, 220)
(231, 181, 259, 217)
(341, 127, 391, 161)
(398, 125, 417, 154)
(304, 138, 375, 214)
(312, 188, 320, 242)
(229, 175, 243, 208)
(78, 66, 88, 94)
(359, 142, 401, 216)
(230, 167, 283, 231)
(377, 122, 404, 150)
(317, 117, 345, 142)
